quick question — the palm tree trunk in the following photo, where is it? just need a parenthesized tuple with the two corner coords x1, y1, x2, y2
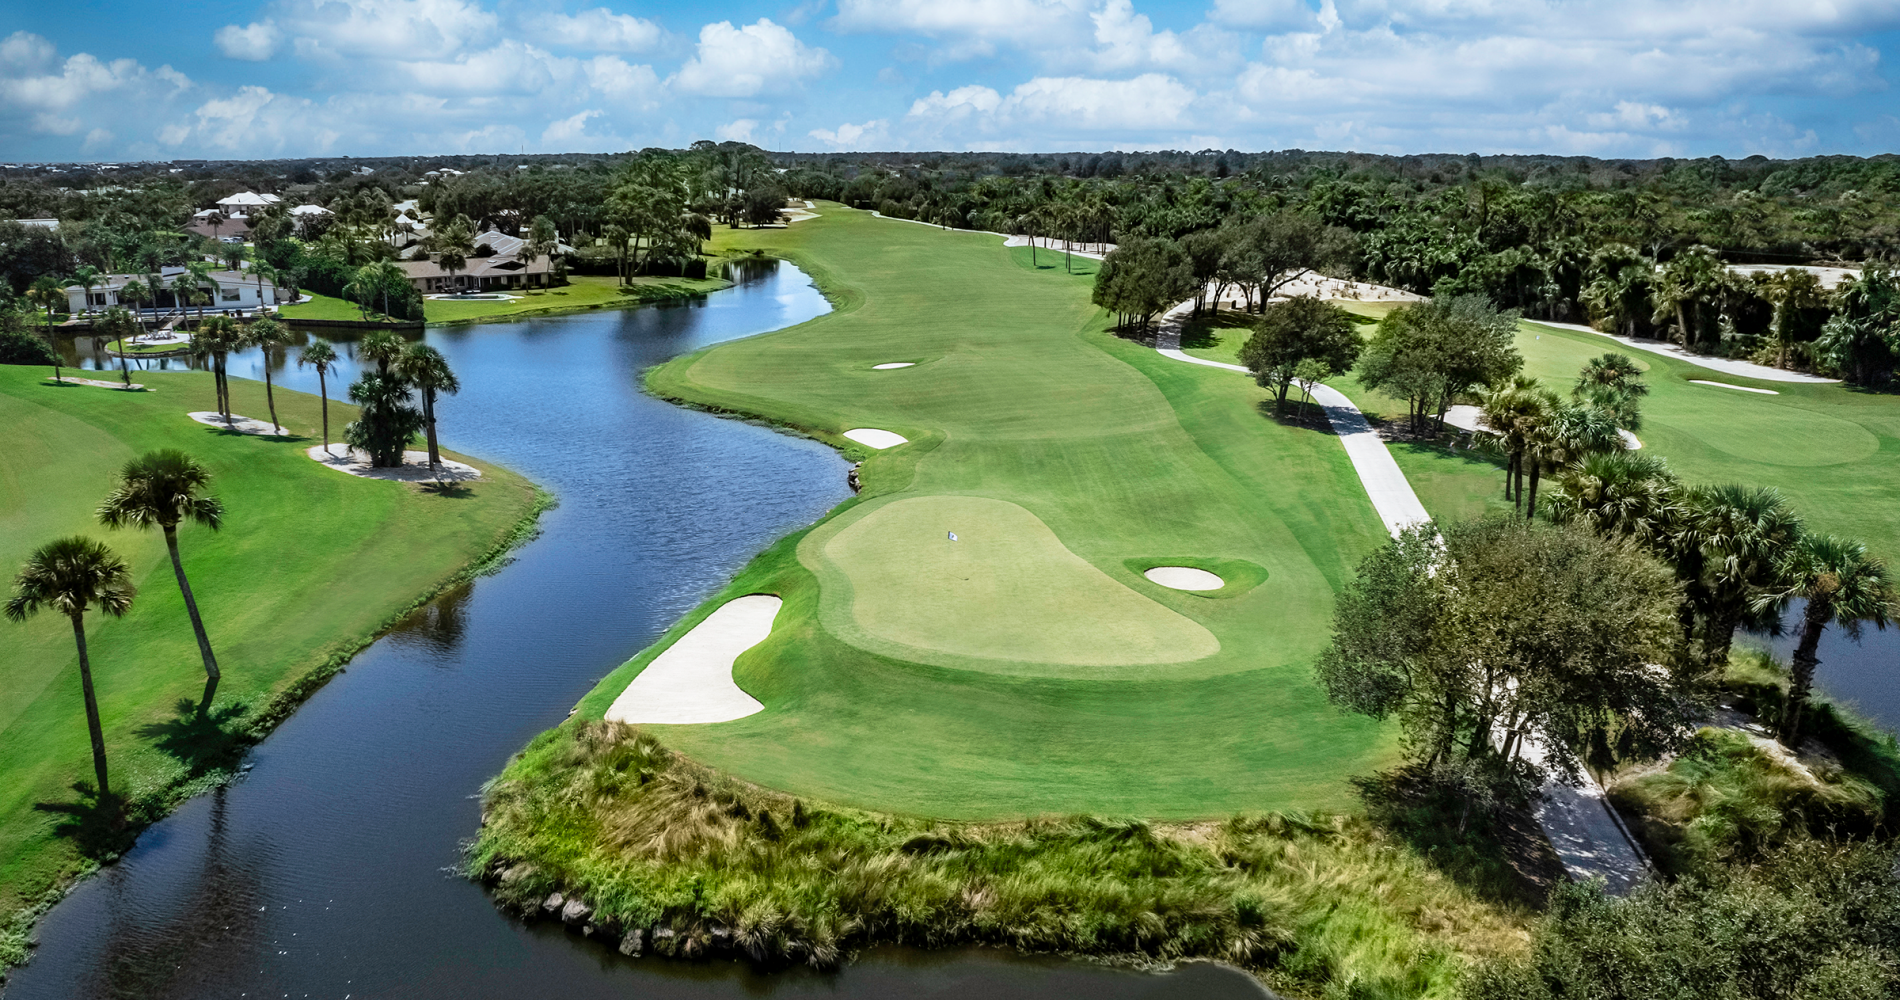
(263, 364, 280, 434)
(319, 369, 331, 455)
(1675, 303, 1689, 347)
(1525, 461, 1541, 519)
(422, 387, 440, 469)
(164, 523, 220, 696)
(1505, 451, 1519, 502)
(70, 612, 110, 798)
(1779, 599, 1830, 742)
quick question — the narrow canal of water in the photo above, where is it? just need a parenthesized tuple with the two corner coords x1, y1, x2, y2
(18, 262, 1269, 999)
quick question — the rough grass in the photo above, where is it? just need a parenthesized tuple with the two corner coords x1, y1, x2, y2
(618, 203, 1396, 818)
(1608, 649, 1900, 877)
(472, 721, 1531, 1000)
(0, 364, 543, 973)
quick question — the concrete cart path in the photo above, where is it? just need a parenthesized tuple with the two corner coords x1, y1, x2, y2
(1153, 297, 1652, 894)
(1152, 299, 1430, 538)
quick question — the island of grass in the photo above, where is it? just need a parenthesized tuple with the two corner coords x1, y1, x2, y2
(473, 206, 1551, 996)
(0, 365, 545, 970)
(277, 273, 733, 327)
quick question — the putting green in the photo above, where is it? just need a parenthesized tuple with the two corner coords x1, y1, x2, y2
(809, 495, 1219, 675)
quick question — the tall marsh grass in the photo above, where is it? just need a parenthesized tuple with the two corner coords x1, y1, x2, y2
(470, 722, 1531, 999)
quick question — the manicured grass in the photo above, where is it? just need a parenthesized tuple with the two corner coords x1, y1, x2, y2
(277, 290, 382, 322)
(1404, 320, 1900, 562)
(0, 366, 542, 950)
(422, 274, 730, 325)
(810, 494, 1220, 676)
(600, 204, 1396, 820)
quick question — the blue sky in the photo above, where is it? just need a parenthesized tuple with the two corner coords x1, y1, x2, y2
(3, 0, 1899, 161)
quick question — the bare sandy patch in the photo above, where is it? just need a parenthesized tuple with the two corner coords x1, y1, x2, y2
(305, 445, 481, 482)
(189, 411, 284, 435)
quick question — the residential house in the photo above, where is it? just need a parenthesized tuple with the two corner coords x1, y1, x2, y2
(215, 191, 282, 216)
(66, 265, 290, 315)
(398, 251, 552, 293)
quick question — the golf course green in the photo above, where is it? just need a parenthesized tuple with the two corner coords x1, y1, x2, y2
(583, 204, 1398, 820)
(0, 366, 542, 929)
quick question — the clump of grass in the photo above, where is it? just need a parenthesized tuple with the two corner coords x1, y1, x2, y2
(470, 722, 1529, 999)
(1611, 727, 1885, 875)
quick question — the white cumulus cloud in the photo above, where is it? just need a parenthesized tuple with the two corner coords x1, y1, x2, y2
(214, 21, 283, 61)
(524, 8, 663, 53)
(672, 19, 834, 98)
(809, 118, 889, 148)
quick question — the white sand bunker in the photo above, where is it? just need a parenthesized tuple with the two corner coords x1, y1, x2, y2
(1618, 429, 1643, 450)
(55, 376, 143, 390)
(1690, 379, 1779, 395)
(189, 411, 285, 435)
(605, 595, 780, 724)
(1143, 566, 1224, 591)
(872, 362, 915, 370)
(305, 445, 481, 482)
(844, 428, 907, 449)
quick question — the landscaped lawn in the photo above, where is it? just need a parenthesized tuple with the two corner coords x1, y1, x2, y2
(422, 274, 731, 324)
(276, 290, 380, 322)
(0, 367, 541, 934)
(578, 203, 1397, 821)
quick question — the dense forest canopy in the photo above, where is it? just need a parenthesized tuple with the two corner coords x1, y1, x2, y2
(6, 145, 1900, 377)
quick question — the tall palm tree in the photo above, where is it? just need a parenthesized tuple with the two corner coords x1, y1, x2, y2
(118, 279, 151, 333)
(169, 272, 200, 325)
(1479, 379, 1553, 507)
(1757, 535, 1897, 743)
(1677, 484, 1802, 667)
(394, 343, 458, 473)
(6, 536, 136, 798)
(27, 274, 68, 384)
(72, 265, 102, 316)
(244, 318, 289, 434)
(97, 306, 140, 387)
(97, 450, 226, 708)
(250, 261, 279, 313)
(194, 315, 242, 421)
(367, 260, 406, 320)
(298, 339, 340, 455)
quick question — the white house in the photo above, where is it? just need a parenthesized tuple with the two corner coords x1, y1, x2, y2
(65, 265, 290, 316)
(214, 191, 282, 216)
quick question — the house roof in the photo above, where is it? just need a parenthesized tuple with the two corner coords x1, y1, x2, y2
(398, 253, 552, 281)
(215, 192, 281, 208)
(290, 204, 332, 216)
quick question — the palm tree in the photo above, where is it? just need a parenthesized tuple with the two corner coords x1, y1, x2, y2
(244, 318, 289, 433)
(298, 339, 340, 456)
(27, 274, 68, 384)
(6, 536, 136, 799)
(194, 315, 242, 421)
(97, 306, 140, 387)
(96, 450, 226, 708)
(118, 279, 151, 333)
(169, 272, 200, 325)
(394, 343, 458, 473)
(1524, 403, 1620, 519)
(1547, 451, 1680, 547)
(1677, 484, 1802, 667)
(250, 261, 279, 313)
(358, 328, 406, 377)
(1761, 268, 1827, 370)
(72, 265, 102, 316)
(1479, 379, 1554, 508)
(1756, 535, 1897, 742)
(1574, 352, 1649, 431)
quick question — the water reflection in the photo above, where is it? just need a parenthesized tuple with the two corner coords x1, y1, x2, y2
(16, 261, 1269, 1000)
(1746, 600, 1900, 733)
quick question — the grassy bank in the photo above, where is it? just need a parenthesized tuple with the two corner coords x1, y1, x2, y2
(276, 275, 732, 327)
(0, 365, 544, 974)
(472, 720, 1530, 999)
